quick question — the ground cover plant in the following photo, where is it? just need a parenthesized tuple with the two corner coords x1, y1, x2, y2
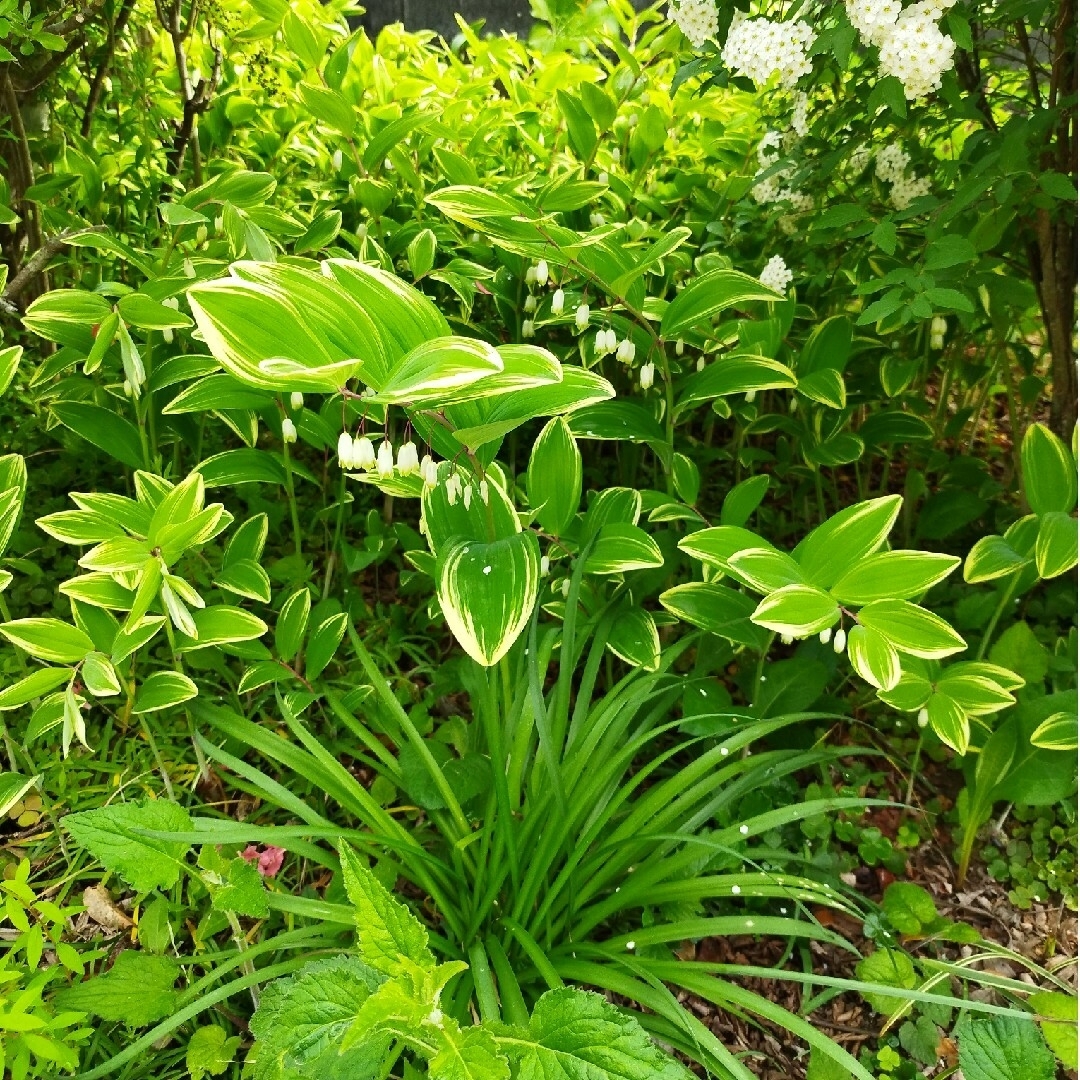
(0, 0, 1076, 1078)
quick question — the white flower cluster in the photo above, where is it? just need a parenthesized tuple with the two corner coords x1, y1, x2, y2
(759, 254, 793, 294)
(930, 315, 947, 350)
(846, 0, 957, 100)
(668, 0, 719, 49)
(791, 93, 810, 138)
(337, 433, 438, 485)
(751, 130, 803, 208)
(875, 142, 931, 209)
(721, 13, 815, 89)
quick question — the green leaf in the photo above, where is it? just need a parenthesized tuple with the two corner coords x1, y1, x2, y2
(498, 987, 689, 1080)
(1028, 992, 1077, 1069)
(964, 534, 1030, 583)
(0, 771, 40, 819)
(830, 551, 959, 603)
(118, 293, 193, 330)
(82, 652, 122, 696)
(661, 269, 782, 339)
(528, 418, 581, 537)
(989, 621, 1049, 685)
(581, 523, 664, 575)
(23, 289, 111, 349)
(299, 82, 356, 135)
(373, 336, 504, 406)
(51, 401, 145, 470)
(1035, 511, 1077, 578)
(606, 607, 661, 672)
(338, 843, 435, 976)
(794, 496, 902, 588)
(926, 691, 969, 754)
(175, 606, 269, 651)
(881, 882, 937, 935)
(728, 548, 805, 592)
(1022, 423, 1077, 515)
(0, 344, 22, 397)
(133, 671, 199, 713)
(855, 949, 917, 1015)
(0, 618, 95, 663)
(1029, 712, 1078, 751)
(55, 951, 180, 1026)
(429, 1023, 510, 1080)
(847, 624, 901, 691)
(751, 584, 838, 637)
(797, 368, 846, 409)
(957, 1016, 1055, 1080)
(64, 799, 192, 892)
(678, 354, 796, 411)
(679, 525, 781, 572)
(249, 955, 389, 1080)
(0, 668, 74, 710)
(720, 475, 770, 527)
(658, 582, 769, 649)
(438, 532, 541, 666)
(276, 588, 311, 663)
(186, 1026, 242, 1080)
(924, 235, 976, 270)
(305, 613, 348, 680)
(199, 846, 268, 918)
(857, 600, 966, 659)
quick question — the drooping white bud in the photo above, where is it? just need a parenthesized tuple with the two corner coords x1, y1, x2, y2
(446, 473, 461, 506)
(523, 294, 537, 314)
(479, 479, 489, 504)
(462, 483, 472, 510)
(780, 633, 794, 645)
(745, 389, 757, 403)
(561, 577, 571, 597)
(551, 288, 565, 315)
(639, 362, 655, 390)
(183, 258, 195, 279)
(123, 378, 134, 398)
(420, 454, 437, 486)
(354, 435, 377, 470)
(917, 707, 929, 728)
(675, 337, 685, 356)
(696, 357, 706, 372)
(522, 319, 535, 338)
(598, 171, 609, 185)
(611, 148, 621, 163)
(540, 555, 550, 575)
(525, 266, 538, 285)
(290, 391, 304, 410)
(833, 627, 847, 653)
(377, 440, 394, 476)
(214, 215, 224, 231)
(162, 297, 180, 310)
(589, 212, 606, 227)
(616, 338, 636, 364)
(332, 148, 343, 171)
(575, 303, 590, 330)
(196, 224, 208, 244)
(819, 627, 833, 645)
(397, 441, 419, 474)
(337, 431, 355, 469)
(281, 418, 297, 444)
(163, 327, 174, 344)
(535, 260, 549, 287)
(595, 329, 609, 356)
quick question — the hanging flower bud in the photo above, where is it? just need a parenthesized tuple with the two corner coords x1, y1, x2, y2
(522, 319, 535, 339)
(525, 266, 538, 285)
(479, 479, 489, 504)
(214, 215, 224, 231)
(745, 389, 757, 403)
(354, 435, 377, 470)
(639, 362, 655, 390)
(183, 258, 195, 279)
(281, 418, 297, 444)
(696, 357, 706, 372)
(123, 378, 134, 398)
(397, 441, 419, 474)
(598, 170, 609, 185)
(616, 338, 636, 364)
(196, 224, 208, 244)
(561, 577, 571, 597)
(163, 327, 174, 344)
(551, 288, 565, 315)
(535, 259, 549, 286)
(675, 337, 685, 356)
(290, 391, 304, 411)
(780, 633, 794, 645)
(611, 148, 621, 163)
(819, 627, 833, 645)
(523, 294, 537, 313)
(462, 483, 473, 510)
(377, 440, 394, 476)
(917, 707, 929, 728)
(357, 223, 368, 240)
(833, 627, 847, 653)
(332, 148, 343, 171)
(337, 431, 355, 469)
(446, 473, 461, 506)
(420, 454, 437, 486)
(540, 555, 550, 575)
(575, 303, 590, 330)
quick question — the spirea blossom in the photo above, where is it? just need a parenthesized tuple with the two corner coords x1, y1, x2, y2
(791, 93, 810, 137)
(759, 254, 793, 294)
(890, 173, 932, 209)
(846, 0, 902, 47)
(721, 13, 815, 89)
(668, 0, 719, 49)
(875, 143, 910, 184)
(878, 2, 956, 100)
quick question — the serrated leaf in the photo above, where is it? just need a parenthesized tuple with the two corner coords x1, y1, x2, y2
(64, 800, 193, 892)
(55, 951, 180, 1026)
(338, 843, 435, 977)
(187, 1026, 242, 1080)
(957, 1015, 1055, 1080)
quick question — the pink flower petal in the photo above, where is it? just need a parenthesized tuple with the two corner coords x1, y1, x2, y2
(257, 845, 285, 878)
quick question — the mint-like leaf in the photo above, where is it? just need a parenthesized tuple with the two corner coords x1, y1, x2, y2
(430, 1022, 509, 1080)
(55, 951, 180, 1026)
(957, 1015, 1055, 1080)
(186, 1025, 241, 1080)
(64, 799, 192, 892)
(339, 842, 435, 976)
(250, 955, 388, 1080)
(198, 846, 268, 918)
(498, 987, 691, 1079)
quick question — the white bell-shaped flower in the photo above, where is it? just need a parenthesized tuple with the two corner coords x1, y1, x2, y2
(639, 362, 655, 390)
(535, 259, 549, 287)
(575, 303, 590, 330)
(551, 288, 565, 315)
(337, 431, 355, 469)
(354, 435, 377, 470)
(290, 391, 304, 410)
(282, 418, 297, 444)
(397, 441, 420, 475)
(616, 338, 636, 364)
(377, 440, 395, 476)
